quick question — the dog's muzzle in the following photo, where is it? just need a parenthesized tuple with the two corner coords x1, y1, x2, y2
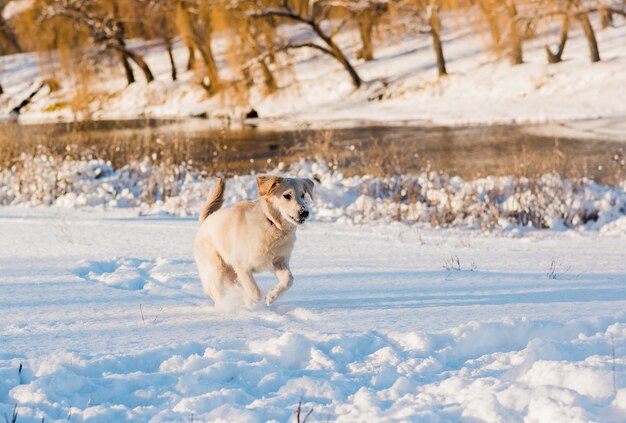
(297, 209, 310, 224)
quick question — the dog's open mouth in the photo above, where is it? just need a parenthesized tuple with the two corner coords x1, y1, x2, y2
(288, 214, 307, 225)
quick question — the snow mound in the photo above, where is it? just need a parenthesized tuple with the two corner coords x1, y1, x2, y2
(4, 317, 626, 422)
(2, 156, 625, 232)
(76, 257, 203, 297)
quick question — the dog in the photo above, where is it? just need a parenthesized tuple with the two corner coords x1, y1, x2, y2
(194, 175, 314, 307)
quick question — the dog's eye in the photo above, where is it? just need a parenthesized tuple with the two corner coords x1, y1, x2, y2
(283, 194, 292, 200)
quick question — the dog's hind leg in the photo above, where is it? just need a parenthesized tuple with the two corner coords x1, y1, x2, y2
(265, 259, 294, 305)
(195, 245, 235, 305)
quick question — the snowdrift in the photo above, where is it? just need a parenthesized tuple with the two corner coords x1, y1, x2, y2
(1, 200, 625, 422)
(1, 155, 625, 231)
(4, 316, 626, 422)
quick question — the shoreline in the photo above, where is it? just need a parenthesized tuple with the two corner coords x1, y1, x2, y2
(4, 113, 626, 143)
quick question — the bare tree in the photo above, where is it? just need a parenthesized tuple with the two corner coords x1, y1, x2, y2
(176, 0, 221, 94)
(598, 4, 613, 28)
(477, 0, 502, 53)
(428, 0, 446, 76)
(0, 0, 23, 53)
(249, 0, 363, 88)
(538, 0, 604, 63)
(110, 1, 137, 84)
(321, 1, 388, 61)
(173, 5, 195, 71)
(505, 0, 523, 64)
(576, 6, 600, 62)
(143, 0, 179, 80)
(2, 0, 620, 105)
(43, 0, 155, 84)
(238, 15, 280, 94)
(402, 0, 448, 77)
(545, 14, 569, 63)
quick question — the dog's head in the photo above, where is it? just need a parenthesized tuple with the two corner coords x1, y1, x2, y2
(257, 175, 314, 225)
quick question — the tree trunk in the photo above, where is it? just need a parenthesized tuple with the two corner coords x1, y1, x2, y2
(430, 5, 447, 77)
(260, 58, 277, 94)
(131, 0, 147, 37)
(263, 18, 277, 64)
(356, 10, 375, 61)
(186, 45, 195, 70)
(326, 39, 362, 88)
(477, 0, 501, 52)
(252, 8, 362, 88)
(506, 0, 523, 64)
(11, 82, 45, 116)
(166, 39, 177, 81)
(113, 45, 155, 82)
(195, 40, 221, 94)
(178, 2, 221, 94)
(486, 13, 501, 53)
(112, 7, 143, 84)
(0, 16, 22, 54)
(200, 18, 221, 94)
(545, 15, 569, 63)
(599, 6, 613, 29)
(126, 49, 155, 82)
(577, 12, 600, 62)
(311, 23, 362, 88)
(118, 51, 136, 85)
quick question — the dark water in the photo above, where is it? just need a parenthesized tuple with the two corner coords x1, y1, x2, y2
(4, 119, 625, 183)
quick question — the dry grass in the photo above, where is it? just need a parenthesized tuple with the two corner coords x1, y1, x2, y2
(1, 122, 624, 226)
(1, 124, 622, 230)
(547, 258, 571, 280)
(285, 127, 624, 227)
(287, 127, 624, 185)
(0, 120, 283, 177)
(287, 128, 428, 177)
(1, 121, 623, 184)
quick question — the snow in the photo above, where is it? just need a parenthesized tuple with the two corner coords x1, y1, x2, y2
(525, 117, 626, 143)
(1, 13, 625, 127)
(2, 157, 625, 231)
(2, 7, 626, 422)
(1, 0, 33, 21)
(1, 206, 625, 422)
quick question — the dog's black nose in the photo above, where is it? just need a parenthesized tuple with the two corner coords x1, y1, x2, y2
(300, 210, 309, 219)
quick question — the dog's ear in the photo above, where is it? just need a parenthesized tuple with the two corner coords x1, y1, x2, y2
(302, 178, 315, 200)
(257, 175, 283, 197)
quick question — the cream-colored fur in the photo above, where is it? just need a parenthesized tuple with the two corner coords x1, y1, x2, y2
(194, 175, 314, 306)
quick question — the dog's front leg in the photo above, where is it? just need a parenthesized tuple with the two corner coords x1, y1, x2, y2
(236, 269, 262, 306)
(265, 260, 294, 305)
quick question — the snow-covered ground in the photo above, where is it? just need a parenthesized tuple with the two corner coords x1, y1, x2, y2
(3, 158, 626, 232)
(1, 206, 625, 422)
(1, 13, 625, 127)
(527, 117, 626, 143)
(2, 8, 626, 422)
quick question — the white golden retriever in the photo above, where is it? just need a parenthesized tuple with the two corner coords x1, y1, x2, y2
(194, 176, 314, 307)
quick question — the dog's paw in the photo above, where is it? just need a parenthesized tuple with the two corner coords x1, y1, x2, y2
(265, 293, 277, 306)
(243, 290, 264, 309)
(242, 296, 258, 309)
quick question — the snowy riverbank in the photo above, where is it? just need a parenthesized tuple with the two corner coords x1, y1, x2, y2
(1, 15, 625, 127)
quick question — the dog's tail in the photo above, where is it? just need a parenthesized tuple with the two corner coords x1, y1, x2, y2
(199, 178, 225, 223)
